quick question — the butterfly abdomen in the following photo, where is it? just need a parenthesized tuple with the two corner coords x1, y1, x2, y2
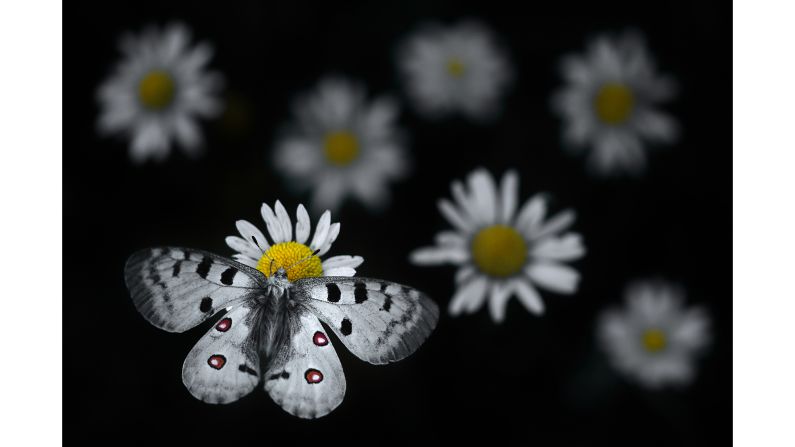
(247, 289, 294, 373)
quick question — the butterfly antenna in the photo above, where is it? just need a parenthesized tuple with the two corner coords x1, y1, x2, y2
(285, 249, 321, 274)
(258, 250, 276, 276)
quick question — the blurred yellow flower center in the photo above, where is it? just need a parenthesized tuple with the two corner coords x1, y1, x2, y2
(594, 83, 634, 125)
(138, 70, 176, 110)
(256, 241, 323, 282)
(642, 329, 667, 353)
(446, 57, 466, 78)
(323, 131, 360, 166)
(471, 225, 528, 277)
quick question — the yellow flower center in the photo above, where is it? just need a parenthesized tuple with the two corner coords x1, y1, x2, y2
(255, 241, 323, 282)
(323, 131, 360, 166)
(642, 328, 667, 353)
(446, 57, 466, 78)
(471, 225, 528, 278)
(138, 70, 176, 110)
(594, 83, 635, 125)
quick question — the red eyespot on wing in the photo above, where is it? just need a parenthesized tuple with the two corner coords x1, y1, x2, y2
(215, 318, 232, 332)
(208, 355, 226, 370)
(312, 331, 328, 346)
(305, 368, 323, 384)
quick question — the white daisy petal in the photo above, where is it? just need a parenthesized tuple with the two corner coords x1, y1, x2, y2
(274, 200, 293, 242)
(633, 109, 679, 143)
(488, 281, 514, 323)
(435, 231, 466, 247)
(173, 114, 202, 151)
(515, 193, 547, 235)
(499, 170, 519, 224)
(455, 265, 477, 284)
(310, 210, 332, 251)
(317, 222, 340, 256)
(310, 175, 347, 213)
(295, 204, 311, 244)
(324, 266, 357, 277)
(448, 276, 489, 316)
(468, 168, 498, 224)
(235, 220, 269, 252)
(274, 138, 323, 177)
(260, 202, 285, 244)
(409, 246, 469, 265)
(526, 262, 581, 294)
(451, 180, 477, 222)
(225, 235, 263, 260)
(530, 233, 586, 262)
(672, 308, 711, 350)
(514, 279, 545, 315)
(322, 255, 364, 271)
(438, 199, 474, 233)
(532, 209, 576, 241)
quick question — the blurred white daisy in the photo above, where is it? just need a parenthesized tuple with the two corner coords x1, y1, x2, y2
(410, 168, 585, 322)
(273, 77, 409, 212)
(552, 31, 678, 175)
(598, 280, 711, 388)
(97, 23, 223, 162)
(226, 200, 363, 282)
(398, 21, 512, 120)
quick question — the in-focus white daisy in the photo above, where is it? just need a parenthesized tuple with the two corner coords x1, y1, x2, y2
(273, 77, 409, 213)
(398, 21, 512, 120)
(226, 200, 363, 282)
(552, 31, 678, 175)
(410, 168, 586, 322)
(97, 23, 223, 162)
(598, 280, 711, 389)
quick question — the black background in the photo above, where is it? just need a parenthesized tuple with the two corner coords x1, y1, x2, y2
(65, 1, 730, 445)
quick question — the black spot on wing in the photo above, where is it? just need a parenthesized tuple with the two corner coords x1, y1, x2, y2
(382, 296, 392, 312)
(268, 371, 290, 381)
(220, 267, 237, 285)
(354, 282, 368, 303)
(340, 318, 352, 336)
(380, 283, 388, 292)
(196, 256, 212, 279)
(146, 265, 167, 290)
(238, 364, 258, 376)
(171, 261, 182, 277)
(326, 283, 341, 302)
(200, 297, 213, 313)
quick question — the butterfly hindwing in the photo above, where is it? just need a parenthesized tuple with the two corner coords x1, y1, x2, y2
(181, 301, 261, 404)
(293, 277, 439, 365)
(263, 306, 346, 419)
(125, 247, 264, 332)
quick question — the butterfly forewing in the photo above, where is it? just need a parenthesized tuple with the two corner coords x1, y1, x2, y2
(182, 301, 261, 404)
(263, 307, 346, 419)
(292, 277, 440, 365)
(124, 247, 264, 332)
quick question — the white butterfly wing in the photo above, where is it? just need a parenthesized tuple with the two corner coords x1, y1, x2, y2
(181, 301, 261, 404)
(263, 307, 346, 419)
(293, 277, 439, 365)
(125, 247, 264, 332)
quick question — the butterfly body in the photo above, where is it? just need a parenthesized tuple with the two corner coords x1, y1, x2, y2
(125, 247, 438, 418)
